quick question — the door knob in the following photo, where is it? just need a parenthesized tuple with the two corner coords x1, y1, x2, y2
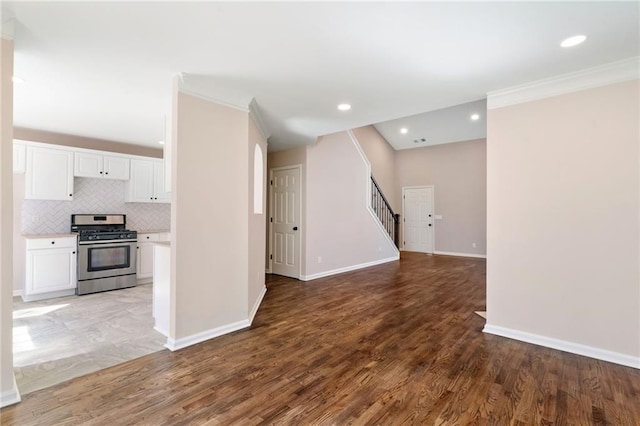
(293, 227, 298, 231)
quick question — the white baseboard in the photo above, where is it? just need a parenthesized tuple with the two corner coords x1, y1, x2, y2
(300, 255, 399, 281)
(163, 287, 267, 352)
(13, 289, 22, 297)
(165, 319, 250, 352)
(434, 251, 486, 259)
(483, 324, 640, 369)
(21, 288, 76, 302)
(0, 375, 21, 408)
(249, 286, 267, 324)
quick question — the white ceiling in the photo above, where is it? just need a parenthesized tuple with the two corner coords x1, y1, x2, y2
(3, 2, 639, 151)
(375, 99, 486, 150)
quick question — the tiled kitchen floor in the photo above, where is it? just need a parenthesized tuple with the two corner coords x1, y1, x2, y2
(13, 284, 166, 395)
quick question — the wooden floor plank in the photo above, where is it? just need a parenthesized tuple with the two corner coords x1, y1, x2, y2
(2, 252, 639, 425)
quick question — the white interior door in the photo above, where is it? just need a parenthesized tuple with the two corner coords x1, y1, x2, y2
(271, 167, 301, 278)
(403, 186, 434, 253)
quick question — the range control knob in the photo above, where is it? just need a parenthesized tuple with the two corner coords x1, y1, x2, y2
(127, 233, 136, 239)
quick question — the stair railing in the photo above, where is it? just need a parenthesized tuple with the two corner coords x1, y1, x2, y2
(370, 176, 400, 248)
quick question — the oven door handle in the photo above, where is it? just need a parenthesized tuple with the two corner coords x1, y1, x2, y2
(78, 239, 137, 246)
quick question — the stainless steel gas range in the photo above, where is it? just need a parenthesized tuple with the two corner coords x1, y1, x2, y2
(71, 214, 138, 295)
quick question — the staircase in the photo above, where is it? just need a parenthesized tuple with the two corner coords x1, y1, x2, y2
(370, 176, 400, 247)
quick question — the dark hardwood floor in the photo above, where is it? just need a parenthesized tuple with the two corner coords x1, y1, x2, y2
(2, 252, 639, 425)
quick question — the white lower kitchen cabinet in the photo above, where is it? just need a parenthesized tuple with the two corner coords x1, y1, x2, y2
(137, 232, 170, 283)
(24, 235, 77, 301)
(152, 242, 170, 336)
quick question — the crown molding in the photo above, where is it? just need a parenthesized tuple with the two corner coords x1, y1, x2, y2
(248, 98, 270, 142)
(177, 87, 250, 113)
(176, 74, 271, 141)
(177, 89, 271, 143)
(487, 56, 640, 110)
(177, 72, 257, 113)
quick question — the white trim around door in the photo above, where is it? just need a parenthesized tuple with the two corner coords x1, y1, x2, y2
(402, 185, 436, 254)
(268, 165, 303, 279)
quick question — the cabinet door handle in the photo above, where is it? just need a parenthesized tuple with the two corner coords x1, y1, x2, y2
(72, 251, 76, 254)
(69, 194, 73, 197)
(51, 241, 55, 244)
(99, 171, 103, 174)
(105, 172, 109, 175)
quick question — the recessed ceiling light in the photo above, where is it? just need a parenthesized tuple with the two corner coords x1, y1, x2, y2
(337, 103, 351, 111)
(560, 35, 587, 48)
(158, 141, 165, 145)
(400, 128, 408, 134)
(12, 76, 24, 84)
(470, 113, 480, 121)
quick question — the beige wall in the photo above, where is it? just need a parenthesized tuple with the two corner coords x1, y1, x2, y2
(268, 146, 306, 169)
(14, 127, 162, 158)
(171, 92, 249, 339)
(305, 131, 398, 277)
(1, 37, 18, 405)
(266, 146, 307, 275)
(248, 116, 267, 314)
(352, 125, 397, 211)
(486, 79, 640, 358)
(395, 139, 487, 255)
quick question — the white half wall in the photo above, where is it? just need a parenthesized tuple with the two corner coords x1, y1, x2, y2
(305, 130, 398, 278)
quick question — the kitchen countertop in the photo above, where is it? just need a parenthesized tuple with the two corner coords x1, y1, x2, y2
(23, 233, 77, 239)
(136, 230, 170, 234)
(152, 241, 171, 247)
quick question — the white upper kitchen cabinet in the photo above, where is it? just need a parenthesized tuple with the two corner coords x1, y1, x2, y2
(25, 146, 74, 201)
(126, 158, 170, 203)
(74, 152, 130, 180)
(127, 159, 154, 202)
(153, 161, 171, 203)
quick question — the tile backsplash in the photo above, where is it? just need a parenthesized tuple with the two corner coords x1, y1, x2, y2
(22, 177, 171, 234)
